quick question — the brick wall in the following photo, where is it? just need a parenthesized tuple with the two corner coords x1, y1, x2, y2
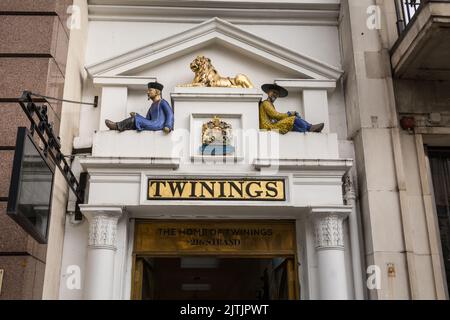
(0, 0, 73, 300)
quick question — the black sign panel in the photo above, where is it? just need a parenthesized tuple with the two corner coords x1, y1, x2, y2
(7, 127, 55, 244)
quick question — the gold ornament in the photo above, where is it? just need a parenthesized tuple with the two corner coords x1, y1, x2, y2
(179, 55, 253, 88)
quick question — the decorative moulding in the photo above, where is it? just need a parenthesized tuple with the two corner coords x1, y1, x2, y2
(310, 205, 351, 247)
(253, 158, 353, 172)
(85, 17, 343, 80)
(313, 212, 346, 249)
(88, 0, 341, 26)
(274, 79, 337, 93)
(171, 87, 262, 103)
(93, 76, 157, 90)
(79, 205, 123, 249)
(310, 205, 352, 217)
(79, 205, 124, 215)
(80, 156, 181, 170)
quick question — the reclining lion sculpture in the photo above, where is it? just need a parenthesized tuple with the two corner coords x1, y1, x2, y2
(179, 55, 254, 88)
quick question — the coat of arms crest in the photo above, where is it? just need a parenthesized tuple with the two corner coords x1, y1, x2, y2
(200, 116, 235, 155)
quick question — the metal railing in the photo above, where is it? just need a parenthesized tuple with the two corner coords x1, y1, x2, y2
(395, 0, 422, 34)
(395, 0, 450, 35)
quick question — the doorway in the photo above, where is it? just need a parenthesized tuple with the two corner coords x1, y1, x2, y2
(131, 220, 299, 300)
(428, 147, 450, 293)
(134, 256, 296, 300)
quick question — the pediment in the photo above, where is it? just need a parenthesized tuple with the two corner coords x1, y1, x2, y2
(86, 17, 343, 80)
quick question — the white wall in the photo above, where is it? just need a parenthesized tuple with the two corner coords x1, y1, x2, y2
(43, 0, 89, 299)
(60, 0, 359, 300)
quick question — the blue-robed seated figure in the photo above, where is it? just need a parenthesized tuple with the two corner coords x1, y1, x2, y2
(105, 82, 174, 133)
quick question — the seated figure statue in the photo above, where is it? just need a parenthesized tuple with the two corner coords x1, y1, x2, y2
(259, 83, 324, 134)
(105, 82, 174, 133)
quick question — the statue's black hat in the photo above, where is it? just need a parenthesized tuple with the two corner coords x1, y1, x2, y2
(147, 82, 164, 91)
(261, 83, 288, 98)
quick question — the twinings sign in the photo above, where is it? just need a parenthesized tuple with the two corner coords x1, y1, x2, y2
(147, 178, 285, 201)
(134, 221, 295, 255)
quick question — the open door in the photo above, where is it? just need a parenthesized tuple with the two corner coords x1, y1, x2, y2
(132, 256, 298, 300)
(132, 257, 158, 300)
(264, 258, 296, 300)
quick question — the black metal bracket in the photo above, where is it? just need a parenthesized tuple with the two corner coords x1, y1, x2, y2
(18, 91, 85, 220)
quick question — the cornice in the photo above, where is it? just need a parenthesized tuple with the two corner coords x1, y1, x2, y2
(88, 0, 340, 10)
(88, 0, 340, 25)
(253, 158, 353, 171)
(80, 156, 181, 170)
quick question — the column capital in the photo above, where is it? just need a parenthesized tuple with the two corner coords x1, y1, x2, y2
(79, 205, 124, 250)
(310, 207, 351, 250)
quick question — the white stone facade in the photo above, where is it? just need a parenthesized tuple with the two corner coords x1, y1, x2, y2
(53, 0, 450, 300)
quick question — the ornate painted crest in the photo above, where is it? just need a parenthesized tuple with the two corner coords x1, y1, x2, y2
(200, 116, 235, 155)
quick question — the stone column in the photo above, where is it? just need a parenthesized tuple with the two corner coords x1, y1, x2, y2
(312, 208, 349, 300)
(80, 206, 123, 300)
(343, 175, 365, 299)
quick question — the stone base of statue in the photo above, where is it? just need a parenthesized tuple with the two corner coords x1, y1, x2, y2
(200, 144, 235, 156)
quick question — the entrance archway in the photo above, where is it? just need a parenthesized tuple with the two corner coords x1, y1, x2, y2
(131, 220, 299, 300)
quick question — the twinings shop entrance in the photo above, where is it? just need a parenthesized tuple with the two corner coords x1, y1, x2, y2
(132, 221, 299, 300)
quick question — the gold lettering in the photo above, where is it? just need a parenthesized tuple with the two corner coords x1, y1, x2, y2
(189, 181, 197, 197)
(149, 180, 165, 197)
(246, 181, 263, 198)
(135, 222, 295, 254)
(199, 181, 216, 198)
(228, 181, 244, 198)
(147, 179, 285, 200)
(168, 181, 188, 196)
(265, 181, 279, 198)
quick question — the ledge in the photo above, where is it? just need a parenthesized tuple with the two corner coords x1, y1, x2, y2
(92, 76, 157, 89)
(80, 156, 180, 170)
(310, 205, 352, 216)
(253, 158, 353, 171)
(171, 87, 262, 102)
(92, 130, 177, 158)
(274, 79, 336, 92)
(88, 0, 341, 26)
(79, 204, 124, 216)
(414, 127, 450, 135)
(258, 131, 340, 159)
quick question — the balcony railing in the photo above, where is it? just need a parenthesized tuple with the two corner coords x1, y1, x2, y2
(395, 0, 450, 35)
(395, 0, 422, 34)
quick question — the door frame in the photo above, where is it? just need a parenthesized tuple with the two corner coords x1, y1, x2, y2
(131, 219, 300, 300)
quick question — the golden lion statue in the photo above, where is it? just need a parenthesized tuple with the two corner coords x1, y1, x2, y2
(179, 55, 254, 88)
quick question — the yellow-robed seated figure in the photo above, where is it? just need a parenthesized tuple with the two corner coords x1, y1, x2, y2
(259, 83, 324, 134)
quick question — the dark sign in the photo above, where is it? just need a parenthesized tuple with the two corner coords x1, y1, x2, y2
(134, 221, 296, 255)
(7, 128, 54, 243)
